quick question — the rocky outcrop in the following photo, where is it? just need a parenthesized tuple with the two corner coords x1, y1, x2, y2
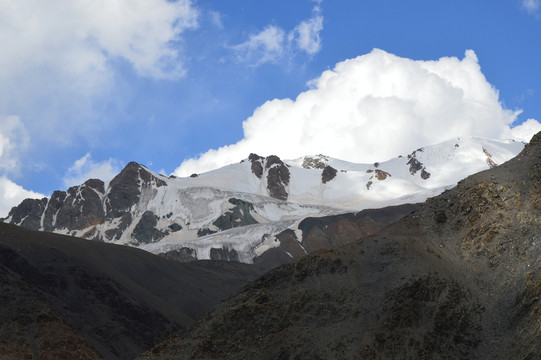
(5, 197, 48, 230)
(159, 248, 197, 262)
(2, 162, 167, 240)
(321, 165, 337, 183)
(374, 169, 391, 180)
(482, 147, 498, 168)
(107, 162, 166, 218)
(131, 211, 168, 245)
(407, 148, 431, 179)
(210, 247, 239, 262)
(265, 155, 290, 201)
(302, 154, 329, 169)
(247, 153, 290, 200)
(212, 198, 259, 231)
(248, 153, 264, 179)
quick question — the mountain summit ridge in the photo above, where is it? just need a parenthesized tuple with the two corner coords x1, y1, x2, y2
(2, 136, 524, 263)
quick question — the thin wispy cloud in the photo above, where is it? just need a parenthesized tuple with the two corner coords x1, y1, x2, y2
(0, 116, 29, 174)
(289, 4, 323, 55)
(232, 26, 286, 65)
(63, 153, 122, 189)
(523, 0, 540, 14)
(231, 3, 324, 66)
(209, 10, 224, 29)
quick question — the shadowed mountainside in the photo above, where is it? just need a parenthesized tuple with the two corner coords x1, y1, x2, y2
(139, 132, 541, 360)
(251, 203, 419, 270)
(0, 223, 264, 359)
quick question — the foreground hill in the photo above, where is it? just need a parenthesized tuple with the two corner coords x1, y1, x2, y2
(139, 133, 541, 360)
(2, 137, 522, 264)
(0, 223, 263, 359)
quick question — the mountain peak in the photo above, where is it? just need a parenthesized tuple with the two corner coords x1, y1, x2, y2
(2, 135, 527, 259)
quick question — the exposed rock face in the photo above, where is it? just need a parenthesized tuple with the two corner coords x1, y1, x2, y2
(407, 156, 423, 174)
(421, 168, 431, 179)
(407, 148, 431, 178)
(248, 153, 264, 179)
(139, 133, 541, 360)
(248, 153, 290, 200)
(210, 247, 239, 262)
(3, 162, 167, 241)
(297, 203, 419, 253)
(374, 169, 391, 180)
(168, 223, 182, 232)
(107, 162, 166, 218)
(131, 211, 168, 245)
(252, 204, 419, 270)
(321, 165, 337, 183)
(302, 154, 329, 169)
(212, 198, 259, 231)
(365, 169, 392, 188)
(160, 248, 197, 262)
(483, 147, 498, 168)
(6, 197, 48, 230)
(265, 155, 290, 201)
(196, 228, 216, 237)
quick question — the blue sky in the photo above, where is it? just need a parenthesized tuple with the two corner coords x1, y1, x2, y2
(1, 0, 540, 215)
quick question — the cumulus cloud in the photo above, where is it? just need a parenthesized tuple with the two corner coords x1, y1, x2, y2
(232, 3, 323, 65)
(523, 0, 540, 14)
(0, 0, 199, 150)
(0, 116, 29, 173)
(174, 49, 540, 176)
(0, 0, 198, 82)
(0, 177, 45, 218)
(0, 115, 40, 217)
(508, 119, 541, 142)
(63, 153, 122, 188)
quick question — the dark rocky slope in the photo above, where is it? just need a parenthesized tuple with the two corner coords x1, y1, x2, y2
(0, 223, 263, 359)
(252, 203, 419, 270)
(139, 132, 541, 360)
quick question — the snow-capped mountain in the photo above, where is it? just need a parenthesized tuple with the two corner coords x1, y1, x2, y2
(2, 136, 524, 263)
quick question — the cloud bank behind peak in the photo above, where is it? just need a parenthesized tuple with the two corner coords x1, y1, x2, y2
(174, 49, 540, 176)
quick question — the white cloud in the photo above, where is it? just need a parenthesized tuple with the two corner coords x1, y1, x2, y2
(210, 10, 224, 29)
(508, 119, 541, 142)
(0, 116, 37, 218)
(232, 3, 324, 66)
(174, 49, 539, 176)
(523, 0, 540, 14)
(232, 26, 286, 65)
(63, 153, 122, 188)
(0, 0, 198, 82)
(289, 6, 323, 55)
(0, 0, 199, 152)
(0, 116, 29, 174)
(0, 177, 45, 218)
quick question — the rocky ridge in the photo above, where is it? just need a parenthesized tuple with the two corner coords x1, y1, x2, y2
(2, 137, 524, 264)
